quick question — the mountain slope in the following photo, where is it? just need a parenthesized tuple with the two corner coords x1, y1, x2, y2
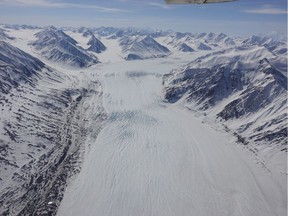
(0, 28, 14, 40)
(76, 27, 95, 38)
(242, 35, 287, 57)
(158, 31, 237, 52)
(163, 43, 287, 173)
(87, 35, 106, 53)
(31, 26, 99, 67)
(178, 42, 195, 52)
(0, 41, 105, 215)
(120, 35, 170, 60)
(0, 41, 45, 93)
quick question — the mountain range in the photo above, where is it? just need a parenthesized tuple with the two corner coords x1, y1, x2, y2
(0, 24, 287, 215)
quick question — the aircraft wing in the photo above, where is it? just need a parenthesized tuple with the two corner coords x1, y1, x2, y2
(166, 0, 236, 4)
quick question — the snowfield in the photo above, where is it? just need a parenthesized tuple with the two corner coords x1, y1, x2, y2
(0, 25, 287, 216)
(57, 58, 286, 216)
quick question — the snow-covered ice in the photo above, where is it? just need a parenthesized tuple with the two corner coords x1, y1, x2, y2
(0, 25, 286, 216)
(57, 58, 286, 216)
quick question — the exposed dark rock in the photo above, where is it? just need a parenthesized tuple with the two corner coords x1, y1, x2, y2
(87, 35, 106, 53)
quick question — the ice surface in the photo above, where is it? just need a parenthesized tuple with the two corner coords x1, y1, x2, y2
(57, 58, 286, 216)
(0, 26, 286, 216)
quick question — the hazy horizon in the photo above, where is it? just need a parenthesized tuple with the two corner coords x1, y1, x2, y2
(0, 0, 287, 37)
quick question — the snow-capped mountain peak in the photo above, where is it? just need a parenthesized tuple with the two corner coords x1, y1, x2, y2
(31, 26, 99, 67)
(87, 35, 106, 53)
(120, 35, 170, 60)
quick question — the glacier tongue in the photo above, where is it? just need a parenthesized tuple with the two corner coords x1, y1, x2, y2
(57, 59, 286, 216)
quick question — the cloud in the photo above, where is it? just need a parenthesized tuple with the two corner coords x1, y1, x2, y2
(0, 0, 131, 13)
(243, 5, 287, 15)
(148, 2, 171, 10)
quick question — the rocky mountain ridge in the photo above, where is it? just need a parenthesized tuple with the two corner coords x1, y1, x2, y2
(163, 42, 287, 165)
(31, 26, 99, 67)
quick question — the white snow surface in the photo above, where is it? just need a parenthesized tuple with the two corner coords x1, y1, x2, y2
(0, 26, 286, 216)
(57, 58, 286, 216)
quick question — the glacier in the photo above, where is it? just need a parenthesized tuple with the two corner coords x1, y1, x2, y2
(0, 24, 287, 216)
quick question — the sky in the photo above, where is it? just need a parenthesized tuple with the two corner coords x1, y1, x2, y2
(0, 0, 287, 36)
